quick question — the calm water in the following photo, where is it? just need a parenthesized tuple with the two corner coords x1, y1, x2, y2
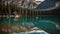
(1, 15, 60, 34)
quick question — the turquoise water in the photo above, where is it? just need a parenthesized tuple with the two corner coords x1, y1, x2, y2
(1, 15, 60, 34)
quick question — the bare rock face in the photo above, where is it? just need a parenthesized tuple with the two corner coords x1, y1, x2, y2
(56, 1, 60, 7)
(3, 0, 45, 9)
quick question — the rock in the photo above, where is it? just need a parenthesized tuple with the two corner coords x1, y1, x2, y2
(11, 25, 20, 32)
(30, 27, 39, 31)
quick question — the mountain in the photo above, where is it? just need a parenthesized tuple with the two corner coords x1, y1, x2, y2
(3, 0, 45, 9)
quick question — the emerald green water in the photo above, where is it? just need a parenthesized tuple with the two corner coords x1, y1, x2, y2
(1, 15, 60, 34)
